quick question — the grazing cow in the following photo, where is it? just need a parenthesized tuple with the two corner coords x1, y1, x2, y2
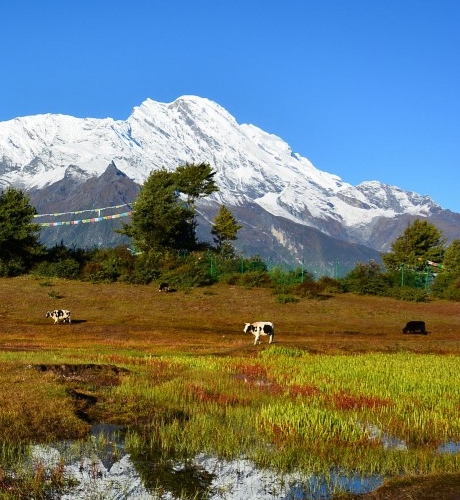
(402, 321, 427, 335)
(158, 282, 169, 293)
(46, 309, 72, 324)
(244, 322, 274, 345)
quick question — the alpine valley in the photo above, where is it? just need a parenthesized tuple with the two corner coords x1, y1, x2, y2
(1, 95, 459, 272)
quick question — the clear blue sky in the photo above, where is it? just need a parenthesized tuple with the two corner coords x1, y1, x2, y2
(2, 1, 459, 212)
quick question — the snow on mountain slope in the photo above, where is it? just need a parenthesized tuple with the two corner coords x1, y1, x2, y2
(0, 95, 440, 236)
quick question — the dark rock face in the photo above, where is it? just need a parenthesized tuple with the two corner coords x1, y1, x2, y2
(28, 162, 140, 249)
(26, 162, 460, 270)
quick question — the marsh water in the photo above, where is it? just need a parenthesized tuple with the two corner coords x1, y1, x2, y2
(31, 423, 381, 499)
(28, 423, 460, 499)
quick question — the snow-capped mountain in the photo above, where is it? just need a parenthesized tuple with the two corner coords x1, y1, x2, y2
(1, 96, 458, 269)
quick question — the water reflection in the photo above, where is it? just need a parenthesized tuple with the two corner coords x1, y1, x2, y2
(29, 423, 459, 499)
(31, 424, 384, 500)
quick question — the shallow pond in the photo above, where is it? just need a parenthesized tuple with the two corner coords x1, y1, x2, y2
(29, 423, 385, 499)
(28, 423, 460, 499)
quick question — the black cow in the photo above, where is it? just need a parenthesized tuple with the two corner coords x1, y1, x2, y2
(402, 321, 427, 335)
(158, 282, 169, 293)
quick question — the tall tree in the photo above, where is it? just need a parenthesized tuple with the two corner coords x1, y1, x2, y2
(173, 162, 218, 210)
(431, 239, 460, 300)
(211, 205, 242, 257)
(118, 169, 195, 253)
(442, 239, 460, 274)
(382, 219, 445, 271)
(0, 187, 44, 276)
(172, 162, 219, 246)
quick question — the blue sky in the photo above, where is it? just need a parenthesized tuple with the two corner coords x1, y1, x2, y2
(2, 1, 459, 212)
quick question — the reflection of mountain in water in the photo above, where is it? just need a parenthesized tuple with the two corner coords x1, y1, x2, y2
(28, 419, 460, 499)
(31, 443, 383, 499)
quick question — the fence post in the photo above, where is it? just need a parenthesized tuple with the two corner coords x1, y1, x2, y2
(210, 253, 214, 277)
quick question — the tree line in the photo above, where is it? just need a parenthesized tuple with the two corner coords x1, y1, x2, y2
(0, 162, 459, 301)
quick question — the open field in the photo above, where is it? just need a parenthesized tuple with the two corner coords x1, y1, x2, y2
(1, 276, 460, 499)
(1, 276, 460, 356)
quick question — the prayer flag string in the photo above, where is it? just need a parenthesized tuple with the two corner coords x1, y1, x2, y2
(34, 203, 134, 218)
(38, 211, 133, 227)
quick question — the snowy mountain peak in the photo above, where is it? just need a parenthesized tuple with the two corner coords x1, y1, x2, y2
(0, 95, 447, 256)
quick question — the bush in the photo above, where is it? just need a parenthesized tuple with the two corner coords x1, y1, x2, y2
(32, 258, 81, 279)
(234, 271, 272, 288)
(81, 246, 135, 283)
(388, 286, 429, 302)
(342, 261, 391, 296)
(275, 294, 299, 304)
(161, 262, 215, 289)
(0, 258, 27, 277)
(442, 282, 460, 301)
(294, 281, 325, 299)
(316, 276, 344, 293)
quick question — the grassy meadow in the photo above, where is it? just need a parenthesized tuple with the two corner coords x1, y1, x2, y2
(1, 276, 460, 499)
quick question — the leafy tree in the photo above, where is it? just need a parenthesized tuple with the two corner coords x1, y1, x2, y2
(211, 205, 242, 256)
(0, 187, 44, 276)
(118, 169, 195, 253)
(173, 162, 218, 209)
(431, 239, 460, 300)
(119, 164, 219, 254)
(382, 219, 445, 271)
(442, 239, 460, 274)
(173, 162, 219, 243)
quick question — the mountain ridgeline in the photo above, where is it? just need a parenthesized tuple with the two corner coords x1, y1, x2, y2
(1, 96, 459, 270)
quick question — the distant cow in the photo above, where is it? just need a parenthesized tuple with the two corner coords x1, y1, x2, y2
(159, 282, 169, 293)
(402, 321, 427, 335)
(244, 322, 275, 345)
(46, 310, 71, 324)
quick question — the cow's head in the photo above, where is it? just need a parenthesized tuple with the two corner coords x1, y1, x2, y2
(243, 323, 253, 333)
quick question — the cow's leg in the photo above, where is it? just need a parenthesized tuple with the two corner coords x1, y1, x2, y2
(254, 333, 260, 345)
(269, 334, 273, 344)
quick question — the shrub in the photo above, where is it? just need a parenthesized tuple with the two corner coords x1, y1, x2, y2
(81, 246, 135, 283)
(388, 286, 429, 302)
(275, 294, 299, 304)
(234, 271, 272, 288)
(161, 263, 215, 289)
(295, 281, 325, 299)
(0, 258, 27, 277)
(32, 258, 81, 279)
(342, 261, 391, 296)
(316, 276, 344, 293)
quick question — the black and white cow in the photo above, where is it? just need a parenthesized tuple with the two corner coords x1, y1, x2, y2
(158, 282, 169, 293)
(244, 321, 274, 345)
(46, 309, 72, 324)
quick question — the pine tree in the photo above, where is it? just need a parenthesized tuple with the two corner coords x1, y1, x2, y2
(211, 205, 242, 256)
(0, 187, 44, 276)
